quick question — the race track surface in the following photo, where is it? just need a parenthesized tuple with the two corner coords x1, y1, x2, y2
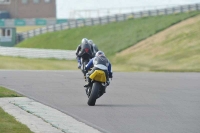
(0, 70, 200, 133)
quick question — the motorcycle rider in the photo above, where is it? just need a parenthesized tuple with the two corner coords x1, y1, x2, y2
(84, 51, 113, 93)
(76, 38, 93, 69)
(88, 40, 99, 57)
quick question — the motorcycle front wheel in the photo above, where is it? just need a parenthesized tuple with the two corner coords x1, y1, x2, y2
(81, 59, 89, 76)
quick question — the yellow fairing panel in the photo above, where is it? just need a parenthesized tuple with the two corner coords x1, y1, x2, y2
(89, 70, 107, 82)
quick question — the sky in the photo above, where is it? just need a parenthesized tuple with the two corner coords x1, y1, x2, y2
(56, 0, 200, 18)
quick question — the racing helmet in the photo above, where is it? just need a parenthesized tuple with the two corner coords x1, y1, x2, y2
(95, 51, 105, 57)
(88, 40, 93, 45)
(81, 38, 88, 45)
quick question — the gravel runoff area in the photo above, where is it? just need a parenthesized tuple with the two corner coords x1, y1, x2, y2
(0, 97, 101, 133)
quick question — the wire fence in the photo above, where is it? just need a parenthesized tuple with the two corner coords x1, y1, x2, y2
(17, 3, 200, 43)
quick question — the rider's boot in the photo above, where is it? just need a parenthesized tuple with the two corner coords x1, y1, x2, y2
(102, 80, 110, 93)
(77, 58, 81, 69)
(84, 74, 91, 87)
(78, 62, 81, 69)
(84, 80, 91, 87)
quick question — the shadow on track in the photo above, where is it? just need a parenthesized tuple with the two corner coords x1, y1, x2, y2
(95, 104, 158, 108)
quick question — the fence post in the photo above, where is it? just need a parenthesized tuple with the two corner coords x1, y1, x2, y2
(60, 23, 63, 30)
(27, 32, 29, 38)
(19, 35, 22, 43)
(83, 19, 86, 26)
(53, 25, 56, 32)
(32, 30, 34, 37)
(16, 34, 19, 44)
(140, 11, 143, 18)
(115, 14, 118, 22)
(156, 9, 159, 16)
(165, 8, 168, 15)
(180, 6, 183, 13)
(195, 4, 198, 11)
(132, 12, 135, 19)
(40, 27, 42, 34)
(91, 18, 94, 25)
(148, 10, 151, 16)
(107, 16, 110, 23)
(47, 26, 49, 32)
(172, 7, 175, 14)
(123, 14, 126, 20)
(75, 20, 78, 27)
(99, 17, 102, 25)
(188, 5, 191, 11)
(67, 21, 71, 29)
(18, 35, 21, 44)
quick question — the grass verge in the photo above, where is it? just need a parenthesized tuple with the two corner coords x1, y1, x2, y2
(114, 14, 200, 72)
(0, 107, 33, 133)
(0, 56, 77, 70)
(0, 86, 33, 133)
(0, 86, 22, 97)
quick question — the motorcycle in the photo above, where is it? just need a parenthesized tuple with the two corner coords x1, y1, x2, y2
(79, 48, 93, 78)
(85, 70, 110, 106)
(80, 57, 90, 78)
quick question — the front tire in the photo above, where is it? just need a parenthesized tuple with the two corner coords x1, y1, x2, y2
(81, 60, 88, 76)
(88, 82, 100, 106)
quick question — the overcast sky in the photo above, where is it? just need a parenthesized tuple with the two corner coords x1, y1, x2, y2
(56, 0, 200, 18)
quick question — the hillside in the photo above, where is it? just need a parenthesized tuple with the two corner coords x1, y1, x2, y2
(16, 11, 200, 57)
(12, 11, 200, 72)
(114, 14, 200, 72)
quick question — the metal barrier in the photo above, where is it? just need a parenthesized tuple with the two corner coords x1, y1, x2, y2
(0, 46, 76, 60)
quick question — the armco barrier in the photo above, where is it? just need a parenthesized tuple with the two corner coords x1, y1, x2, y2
(0, 46, 76, 60)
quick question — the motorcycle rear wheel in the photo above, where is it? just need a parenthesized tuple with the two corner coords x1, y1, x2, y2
(87, 82, 100, 106)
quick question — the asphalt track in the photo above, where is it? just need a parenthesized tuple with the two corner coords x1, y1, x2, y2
(0, 70, 200, 133)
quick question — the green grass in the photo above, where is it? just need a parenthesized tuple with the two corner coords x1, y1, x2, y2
(0, 86, 33, 133)
(0, 86, 22, 97)
(0, 107, 33, 133)
(16, 11, 200, 58)
(114, 14, 200, 72)
(0, 56, 77, 70)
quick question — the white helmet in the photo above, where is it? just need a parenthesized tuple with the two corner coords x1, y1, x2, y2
(81, 38, 88, 45)
(88, 40, 93, 45)
(95, 51, 105, 57)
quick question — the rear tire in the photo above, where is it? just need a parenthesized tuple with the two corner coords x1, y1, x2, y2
(88, 82, 100, 106)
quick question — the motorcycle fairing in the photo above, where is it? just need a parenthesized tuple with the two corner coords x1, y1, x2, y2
(89, 70, 107, 82)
